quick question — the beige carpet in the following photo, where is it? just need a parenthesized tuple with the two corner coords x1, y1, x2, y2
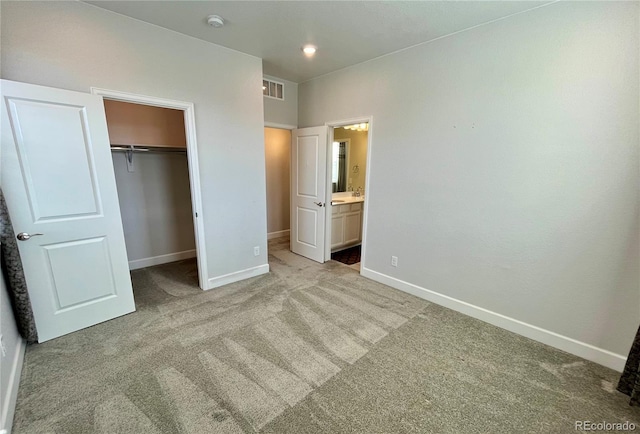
(11, 236, 640, 433)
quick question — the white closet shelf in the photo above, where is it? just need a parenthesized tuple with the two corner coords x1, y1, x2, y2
(110, 144, 187, 154)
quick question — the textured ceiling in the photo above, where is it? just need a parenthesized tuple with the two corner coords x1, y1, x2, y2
(86, 1, 552, 83)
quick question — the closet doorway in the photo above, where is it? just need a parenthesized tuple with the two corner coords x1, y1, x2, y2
(92, 88, 208, 296)
(265, 127, 292, 241)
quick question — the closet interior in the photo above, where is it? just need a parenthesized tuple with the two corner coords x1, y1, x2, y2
(103, 99, 199, 302)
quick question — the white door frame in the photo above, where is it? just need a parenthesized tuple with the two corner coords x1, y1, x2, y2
(264, 121, 297, 130)
(324, 116, 373, 271)
(90, 87, 208, 290)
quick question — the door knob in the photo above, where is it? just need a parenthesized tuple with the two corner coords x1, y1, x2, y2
(314, 202, 325, 207)
(16, 232, 43, 241)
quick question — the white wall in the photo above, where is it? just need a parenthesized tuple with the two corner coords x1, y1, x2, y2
(1, 272, 26, 434)
(299, 1, 639, 369)
(112, 153, 196, 267)
(264, 75, 298, 128)
(1, 1, 269, 287)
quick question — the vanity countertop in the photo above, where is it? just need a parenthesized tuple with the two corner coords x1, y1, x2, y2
(331, 196, 365, 205)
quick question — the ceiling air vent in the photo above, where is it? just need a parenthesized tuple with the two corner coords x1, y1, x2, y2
(263, 78, 284, 100)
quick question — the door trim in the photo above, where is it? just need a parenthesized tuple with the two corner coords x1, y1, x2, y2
(90, 87, 209, 290)
(265, 121, 297, 130)
(324, 116, 373, 272)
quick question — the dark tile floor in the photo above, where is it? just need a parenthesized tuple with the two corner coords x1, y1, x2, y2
(331, 245, 361, 265)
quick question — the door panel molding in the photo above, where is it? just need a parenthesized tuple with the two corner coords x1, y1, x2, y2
(43, 236, 117, 311)
(7, 98, 104, 222)
(296, 207, 318, 247)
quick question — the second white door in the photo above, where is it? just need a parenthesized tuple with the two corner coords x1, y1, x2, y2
(290, 126, 328, 263)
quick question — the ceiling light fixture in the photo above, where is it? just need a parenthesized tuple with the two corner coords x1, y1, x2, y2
(302, 45, 317, 57)
(343, 123, 369, 132)
(207, 15, 225, 28)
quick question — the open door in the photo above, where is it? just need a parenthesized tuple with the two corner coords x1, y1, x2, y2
(290, 126, 328, 263)
(1, 79, 135, 342)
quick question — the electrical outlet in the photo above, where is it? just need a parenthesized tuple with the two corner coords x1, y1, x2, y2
(254, 246, 260, 256)
(0, 334, 6, 357)
(391, 256, 398, 267)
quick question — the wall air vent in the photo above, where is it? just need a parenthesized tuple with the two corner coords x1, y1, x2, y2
(263, 78, 284, 100)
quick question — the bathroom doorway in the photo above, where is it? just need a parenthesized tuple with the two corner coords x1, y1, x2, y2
(325, 119, 371, 272)
(287, 117, 372, 272)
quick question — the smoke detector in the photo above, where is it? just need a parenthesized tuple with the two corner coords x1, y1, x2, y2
(207, 15, 225, 28)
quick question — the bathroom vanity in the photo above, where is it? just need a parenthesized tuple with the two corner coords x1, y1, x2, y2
(329, 130, 368, 253)
(330, 195, 364, 252)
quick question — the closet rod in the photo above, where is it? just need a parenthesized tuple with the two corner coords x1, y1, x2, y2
(110, 145, 187, 154)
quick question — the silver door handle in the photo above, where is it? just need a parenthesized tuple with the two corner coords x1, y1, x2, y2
(314, 202, 325, 207)
(16, 232, 43, 241)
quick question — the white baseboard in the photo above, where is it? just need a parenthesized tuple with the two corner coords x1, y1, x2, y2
(207, 264, 270, 289)
(268, 229, 290, 240)
(129, 250, 197, 270)
(1, 338, 25, 434)
(361, 267, 627, 372)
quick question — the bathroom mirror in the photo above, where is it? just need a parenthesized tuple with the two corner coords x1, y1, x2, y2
(331, 140, 349, 193)
(333, 125, 368, 195)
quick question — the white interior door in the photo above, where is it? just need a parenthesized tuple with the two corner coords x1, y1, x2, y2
(1, 79, 135, 342)
(291, 126, 328, 263)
